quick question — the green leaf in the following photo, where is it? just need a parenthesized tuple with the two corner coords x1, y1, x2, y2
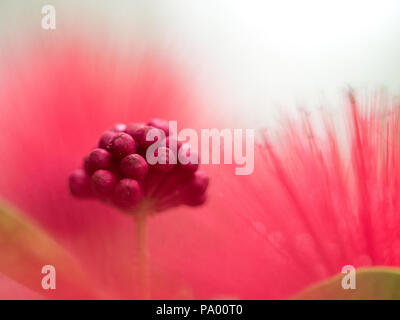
(293, 267, 400, 300)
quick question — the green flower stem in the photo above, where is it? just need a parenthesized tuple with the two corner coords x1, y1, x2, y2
(135, 210, 150, 299)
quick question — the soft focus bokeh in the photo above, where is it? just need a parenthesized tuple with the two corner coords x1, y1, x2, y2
(1, 0, 400, 300)
(1, 0, 400, 125)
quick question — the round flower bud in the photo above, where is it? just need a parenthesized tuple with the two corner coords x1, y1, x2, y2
(162, 136, 182, 158)
(178, 143, 199, 173)
(125, 123, 145, 137)
(151, 147, 176, 172)
(83, 155, 91, 173)
(114, 178, 142, 209)
(90, 169, 116, 198)
(86, 148, 112, 174)
(99, 131, 117, 150)
(69, 169, 91, 197)
(185, 171, 209, 194)
(164, 136, 182, 149)
(132, 125, 164, 149)
(120, 154, 148, 181)
(147, 118, 170, 136)
(109, 132, 136, 159)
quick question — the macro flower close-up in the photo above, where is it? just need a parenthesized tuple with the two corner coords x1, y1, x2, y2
(1, 0, 400, 308)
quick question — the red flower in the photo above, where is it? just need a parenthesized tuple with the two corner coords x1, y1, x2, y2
(0, 34, 211, 299)
(1, 32, 400, 300)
